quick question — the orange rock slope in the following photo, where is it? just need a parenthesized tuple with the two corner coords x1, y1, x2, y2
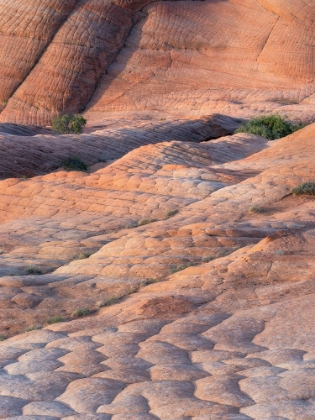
(1, 0, 315, 125)
(0, 123, 315, 418)
(1, 0, 315, 419)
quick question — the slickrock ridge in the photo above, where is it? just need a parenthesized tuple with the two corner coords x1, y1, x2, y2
(0, 123, 315, 418)
(1, 0, 315, 124)
(0, 114, 239, 178)
(1, 0, 315, 418)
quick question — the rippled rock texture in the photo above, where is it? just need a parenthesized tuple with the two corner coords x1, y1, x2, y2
(1, 1, 315, 419)
(1, 0, 315, 125)
(0, 122, 315, 418)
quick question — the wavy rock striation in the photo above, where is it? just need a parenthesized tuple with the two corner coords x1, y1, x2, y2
(0, 123, 315, 418)
(1, 0, 315, 125)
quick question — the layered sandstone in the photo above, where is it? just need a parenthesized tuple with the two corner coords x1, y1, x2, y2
(1, 0, 315, 125)
(1, 1, 315, 418)
(0, 123, 315, 418)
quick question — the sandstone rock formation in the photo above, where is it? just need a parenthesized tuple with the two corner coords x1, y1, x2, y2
(0, 114, 239, 179)
(1, 0, 315, 125)
(0, 122, 315, 418)
(1, 0, 315, 418)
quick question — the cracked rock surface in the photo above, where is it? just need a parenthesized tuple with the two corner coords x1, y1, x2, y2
(1, 1, 315, 418)
(0, 123, 315, 418)
(1, 0, 315, 125)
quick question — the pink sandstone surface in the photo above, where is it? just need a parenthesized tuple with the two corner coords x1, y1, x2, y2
(0, 125, 315, 418)
(0, 0, 315, 419)
(1, 0, 315, 125)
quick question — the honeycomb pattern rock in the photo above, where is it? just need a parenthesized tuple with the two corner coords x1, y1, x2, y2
(0, 123, 315, 418)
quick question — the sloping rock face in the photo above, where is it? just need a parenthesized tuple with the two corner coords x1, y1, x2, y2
(1, 1, 315, 418)
(1, 0, 315, 125)
(0, 114, 240, 179)
(0, 124, 315, 418)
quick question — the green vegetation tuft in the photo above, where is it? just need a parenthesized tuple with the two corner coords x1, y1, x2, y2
(166, 209, 178, 218)
(52, 114, 87, 134)
(71, 308, 91, 318)
(24, 325, 42, 332)
(98, 297, 118, 308)
(235, 114, 303, 140)
(0, 335, 6, 341)
(62, 156, 88, 172)
(292, 182, 315, 196)
(202, 256, 215, 263)
(45, 316, 64, 325)
(249, 206, 262, 213)
(73, 251, 91, 260)
(142, 278, 156, 285)
(170, 263, 190, 274)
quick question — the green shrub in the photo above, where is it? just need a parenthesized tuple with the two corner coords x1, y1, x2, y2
(292, 182, 315, 196)
(235, 114, 303, 140)
(62, 157, 88, 172)
(52, 114, 87, 134)
(24, 325, 42, 332)
(170, 263, 190, 274)
(71, 308, 90, 318)
(98, 297, 118, 308)
(166, 209, 178, 218)
(202, 256, 215, 263)
(142, 278, 156, 285)
(249, 206, 262, 213)
(0, 335, 6, 341)
(73, 251, 91, 260)
(45, 316, 64, 325)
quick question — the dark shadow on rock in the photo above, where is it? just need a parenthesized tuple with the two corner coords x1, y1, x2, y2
(0, 114, 240, 179)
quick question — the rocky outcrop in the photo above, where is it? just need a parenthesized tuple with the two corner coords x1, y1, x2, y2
(0, 0, 155, 125)
(1, 0, 315, 125)
(0, 123, 315, 418)
(1, 1, 315, 418)
(0, 114, 239, 178)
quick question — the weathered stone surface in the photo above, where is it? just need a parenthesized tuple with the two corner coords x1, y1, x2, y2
(1, 0, 315, 124)
(0, 122, 314, 418)
(1, 1, 315, 418)
(0, 114, 240, 179)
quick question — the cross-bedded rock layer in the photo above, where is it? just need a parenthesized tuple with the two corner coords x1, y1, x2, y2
(1, 0, 315, 125)
(0, 122, 315, 418)
(1, 1, 315, 418)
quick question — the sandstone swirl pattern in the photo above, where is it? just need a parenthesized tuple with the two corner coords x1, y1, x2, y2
(1, 0, 315, 124)
(1, 1, 315, 419)
(0, 124, 315, 418)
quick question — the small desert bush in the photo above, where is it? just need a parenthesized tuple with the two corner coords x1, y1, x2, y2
(26, 267, 43, 275)
(24, 324, 42, 332)
(249, 206, 262, 213)
(62, 156, 88, 172)
(142, 278, 156, 286)
(0, 335, 6, 341)
(166, 209, 178, 218)
(98, 297, 117, 308)
(235, 114, 303, 140)
(45, 316, 64, 325)
(138, 218, 157, 226)
(52, 114, 87, 134)
(73, 251, 91, 260)
(202, 256, 215, 263)
(292, 182, 315, 196)
(71, 308, 91, 318)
